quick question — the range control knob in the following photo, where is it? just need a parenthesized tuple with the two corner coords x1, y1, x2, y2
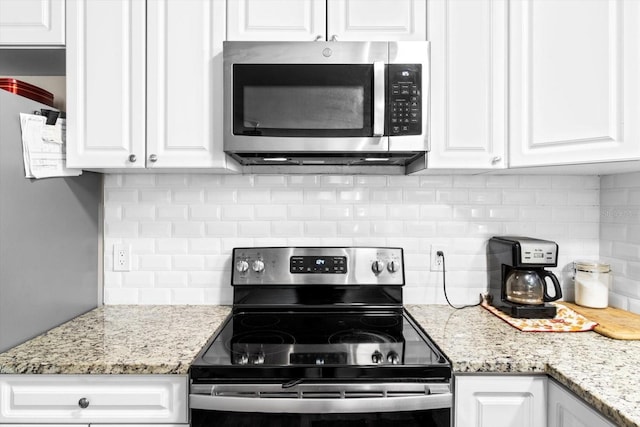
(235, 353, 249, 365)
(387, 351, 400, 365)
(236, 260, 249, 273)
(387, 261, 399, 273)
(371, 260, 385, 275)
(372, 351, 384, 364)
(252, 260, 265, 273)
(252, 352, 265, 365)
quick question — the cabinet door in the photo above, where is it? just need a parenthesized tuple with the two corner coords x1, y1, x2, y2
(226, 0, 326, 41)
(455, 375, 546, 427)
(0, 0, 65, 45)
(147, 0, 229, 168)
(427, 0, 507, 170)
(0, 375, 187, 423)
(327, 0, 426, 41)
(66, 0, 146, 169)
(547, 380, 615, 427)
(509, 0, 640, 167)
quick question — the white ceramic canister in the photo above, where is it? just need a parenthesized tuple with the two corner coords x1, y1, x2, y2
(573, 260, 611, 308)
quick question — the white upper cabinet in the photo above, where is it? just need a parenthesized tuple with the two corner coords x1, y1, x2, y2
(226, 0, 426, 41)
(427, 0, 507, 170)
(227, 0, 326, 41)
(0, 0, 65, 46)
(509, 0, 640, 167)
(67, 0, 235, 170)
(146, 0, 227, 168)
(327, 0, 426, 41)
(66, 0, 146, 169)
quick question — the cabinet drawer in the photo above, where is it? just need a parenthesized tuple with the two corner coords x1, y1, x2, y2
(0, 375, 187, 423)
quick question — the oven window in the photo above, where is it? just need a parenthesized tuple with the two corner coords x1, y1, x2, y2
(233, 64, 373, 137)
(192, 408, 450, 427)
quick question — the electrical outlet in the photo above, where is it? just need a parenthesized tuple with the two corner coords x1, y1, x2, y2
(113, 243, 131, 272)
(430, 244, 449, 272)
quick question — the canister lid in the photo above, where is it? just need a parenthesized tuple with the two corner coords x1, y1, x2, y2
(574, 260, 611, 273)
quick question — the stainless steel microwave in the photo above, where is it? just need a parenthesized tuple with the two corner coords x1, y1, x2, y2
(223, 41, 430, 171)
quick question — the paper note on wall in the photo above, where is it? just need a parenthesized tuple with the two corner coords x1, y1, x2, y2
(19, 113, 82, 179)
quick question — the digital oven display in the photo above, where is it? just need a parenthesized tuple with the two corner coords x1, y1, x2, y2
(290, 256, 347, 274)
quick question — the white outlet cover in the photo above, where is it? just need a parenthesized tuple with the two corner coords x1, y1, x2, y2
(113, 243, 131, 272)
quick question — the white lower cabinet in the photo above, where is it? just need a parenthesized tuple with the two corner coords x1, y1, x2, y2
(455, 375, 546, 427)
(0, 375, 187, 424)
(547, 379, 615, 427)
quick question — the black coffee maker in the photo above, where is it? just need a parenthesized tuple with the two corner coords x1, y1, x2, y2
(487, 236, 562, 319)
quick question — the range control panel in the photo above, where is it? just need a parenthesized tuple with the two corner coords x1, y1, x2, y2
(388, 64, 422, 136)
(232, 247, 404, 286)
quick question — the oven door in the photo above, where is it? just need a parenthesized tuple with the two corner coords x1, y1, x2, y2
(190, 383, 451, 427)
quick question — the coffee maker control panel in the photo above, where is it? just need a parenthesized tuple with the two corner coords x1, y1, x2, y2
(518, 239, 558, 265)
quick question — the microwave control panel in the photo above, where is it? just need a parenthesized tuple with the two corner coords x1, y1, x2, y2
(387, 64, 421, 136)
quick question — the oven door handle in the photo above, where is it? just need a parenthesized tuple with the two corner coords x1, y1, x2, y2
(373, 60, 385, 137)
(190, 392, 451, 414)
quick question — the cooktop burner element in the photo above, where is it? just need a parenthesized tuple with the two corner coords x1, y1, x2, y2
(190, 247, 451, 384)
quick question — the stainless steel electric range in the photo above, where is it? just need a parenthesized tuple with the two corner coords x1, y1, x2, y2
(190, 247, 452, 427)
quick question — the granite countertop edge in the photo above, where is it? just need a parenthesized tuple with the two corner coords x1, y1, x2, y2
(0, 304, 637, 427)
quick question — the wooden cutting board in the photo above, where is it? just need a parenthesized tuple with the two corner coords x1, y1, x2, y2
(562, 302, 640, 340)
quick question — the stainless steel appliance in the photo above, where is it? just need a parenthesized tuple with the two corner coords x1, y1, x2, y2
(223, 41, 430, 173)
(487, 236, 562, 319)
(190, 247, 451, 426)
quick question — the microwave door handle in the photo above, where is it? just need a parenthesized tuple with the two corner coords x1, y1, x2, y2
(373, 61, 385, 137)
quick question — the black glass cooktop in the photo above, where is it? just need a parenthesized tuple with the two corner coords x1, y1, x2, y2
(190, 310, 451, 383)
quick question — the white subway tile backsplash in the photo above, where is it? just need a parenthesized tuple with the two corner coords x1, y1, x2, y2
(255, 175, 287, 187)
(206, 189, 237, 203)
(138, 255, 171, 271)
(190, 205, 221, 220)
(205, 222, 238, 237)
(155, 272, 188, 288)
(104, 173, 604, 305)
(271, 221, 304, 237)
(156, 205, 188, 221)
(123, 205, 155, 220)
(173, 189, 204, 203)
(321, 175, 354, 187)
(255, 205, 288, 220)
(173, 255, 205, 271)
(123, 174, 156, 187)
(238, 221, 272, 237)
(140, 189, 170, 203)
(106, 189, 139, 203)
(139, 222, 172, 238)
(173, 222, 205, 237)
(321, 205, 353, 219)
(355, 176, 387, 187)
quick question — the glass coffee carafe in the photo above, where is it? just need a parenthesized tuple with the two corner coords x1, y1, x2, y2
(505, 269, 562, 305)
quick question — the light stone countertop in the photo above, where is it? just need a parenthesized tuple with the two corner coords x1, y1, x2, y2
(0, 305, 231, 375)
(406, 304, 640, 427)
(0, 304, 638, 426)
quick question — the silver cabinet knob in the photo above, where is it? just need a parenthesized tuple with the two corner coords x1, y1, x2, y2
(149, 154, 158, 163)
(78, 397, 90, 409)
(128, 154, 137, 163)
(491, 156, 502, 164)
(314, 35, 323, 41)
(330, 35, 338, 41)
